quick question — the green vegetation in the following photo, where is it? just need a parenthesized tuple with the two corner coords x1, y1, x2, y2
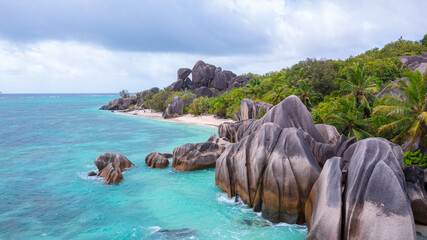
(403, 150, 427, 169)
(143, 89, 195, 112)
(136, 36, 427, 156)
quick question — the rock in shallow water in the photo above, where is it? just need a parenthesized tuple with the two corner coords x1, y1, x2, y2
(172, 134, 229, 171)
(216, 123, 321, 223)
(145, 152, 170, 168)
(93, 153, 134, 184)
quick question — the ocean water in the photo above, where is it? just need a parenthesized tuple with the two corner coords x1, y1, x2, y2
(0, 94, 307, 240)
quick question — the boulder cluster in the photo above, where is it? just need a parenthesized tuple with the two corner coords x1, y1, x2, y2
(143, 95, 426, 239)
(168, 60, 251, 98)
(234, 98, 273, 121)
(88, 153, 134, 184)
(99, 60, 252, 115)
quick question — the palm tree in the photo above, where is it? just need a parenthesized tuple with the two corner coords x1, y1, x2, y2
(373, 70, 427, 151)
(325, 97, 372, 141)
(339, 63, 378, 116)
(268, 86, 285, 105)
(297, 69, 312, 109)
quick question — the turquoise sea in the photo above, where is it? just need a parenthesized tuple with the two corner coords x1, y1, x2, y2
(0, 94, 307, 240)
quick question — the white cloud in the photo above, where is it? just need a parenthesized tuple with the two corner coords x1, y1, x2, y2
(0, 0, 426, 93)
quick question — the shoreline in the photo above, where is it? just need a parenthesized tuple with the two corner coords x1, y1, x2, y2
(112, 109, 234, 129)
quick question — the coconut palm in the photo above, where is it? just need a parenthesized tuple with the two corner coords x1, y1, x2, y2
(297, 69, 312, 109)
(373, 70, 427, 151)
(268, 86, 285, 105)
(325, 97, 372, 141)
(338, 63, 378, 116)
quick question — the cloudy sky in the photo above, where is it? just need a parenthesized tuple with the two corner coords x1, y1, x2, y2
(0, 0, 426, 93)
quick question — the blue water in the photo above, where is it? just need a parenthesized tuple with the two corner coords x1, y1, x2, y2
(0, 94, 307, 240)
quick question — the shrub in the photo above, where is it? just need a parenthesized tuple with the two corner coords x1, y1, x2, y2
(189, 96, 210, 116)
(403, 150, 427, 169)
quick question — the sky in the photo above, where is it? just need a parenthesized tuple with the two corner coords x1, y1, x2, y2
(0, 0, 426, 93)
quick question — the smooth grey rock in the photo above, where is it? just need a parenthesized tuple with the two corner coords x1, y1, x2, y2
(87, 171, 97, 176)
(216, 123, 321, 223)
(192, 60, 216, 88)
(177, 68, 192, 80)
(162, 96, 184, 119)
(212, 67, 236, 90)
(218, 121, 244, 143)
(193, 86, 213, 98)
(400, 54, 427, 74)
(305, 157, 343, 240)
(172, 135, 229, 171)
(404, 165, 427, 225)
(315, 124, 340, 145)
(100, 97, 135, 110)
(343, 138, 416, 239)
(235, 98, 273, 121)
(145, 152, 169, 168)
(139, 87, 160, 99)
(232, 95, 325, 143)
(168, 79, 184, 91)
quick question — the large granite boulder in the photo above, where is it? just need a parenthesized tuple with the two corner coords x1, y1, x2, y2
(93, 153, 134, 184)
(404, 165, 427, 225)
(99, 97, 136, 110)
(216, 123, 321, 223)
(212, 67, 236, 90)
(145, 152, 170, 168)
(219, 95, 325, 143)
(342, 138, 416, 239)
(177, 68, 192, 80)
(235, 98, 273, 121)
(227, 76, 251, 91)
(218, 121, 244, 143)
(168, 79, 185, 91)
(193, 86, 213, 98)
(162, 96, 184, 119)
(400, 53, 427, 74)
(172, 135, 229, 171)
(192, 60, 216, 88)
(315, 124, 340, 145)
(139, 87, 160, 99)
(305, 157, 344, 240)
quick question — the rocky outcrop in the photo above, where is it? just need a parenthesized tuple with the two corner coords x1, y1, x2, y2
(216, 124, 321, 223)
(99, 97, 136, 110)
(305, 157, 343, 240)
(92, 153, 134, 184)
(212, 68, 237, 90)
(218, 95, 325, 143)
(400, 53, 427, 74)
(162, 96, 184, 119)
(192, 60, 217, 88)
(315, 124, 340, 145)
(172, 135, 229, 171)
(145, 152, 170, 168)
(404, 165, 427, 225)
(177, 68, 192, 80)
(235, 98, 273, 121)
(193, 86, 213, 98)
(218, 121, 244, 143)
(341, 138, 416, 239)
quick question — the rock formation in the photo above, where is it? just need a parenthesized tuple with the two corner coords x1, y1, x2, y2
(315, 124, 340, 145)
(341, 138, 416, 239)
(219, 95, 325, 143)
(172, 135, 229, 171)
(145, 152, 170, 168)
(92, 153, 134, 184)
(216, 124, 321, 223)
(99, 97, 136, 110)
(305, 157, 344, 240)
(400, 53, 427, 74)
(177, 68, 192, 80)
(162, 96, 184, 119)
(234, 98, 273, 121)
(404, 165, 427, 225)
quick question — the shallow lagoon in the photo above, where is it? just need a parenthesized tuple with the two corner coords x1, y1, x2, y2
(0, 94, 307, 239)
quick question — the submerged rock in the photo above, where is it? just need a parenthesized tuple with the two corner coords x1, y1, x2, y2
(155, 228, 197, 239)
(342, 138, 416, 239)
(162, 96, 184, 119)
(145, 152, 170, 168)
(216, 123, 321, 223)
(172, 135, 229, 171)
(87, 171, 97, 176)
(93, 153, 134, 184)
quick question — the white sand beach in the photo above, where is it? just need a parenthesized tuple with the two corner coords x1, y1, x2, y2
(113, 109, 234, 128)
